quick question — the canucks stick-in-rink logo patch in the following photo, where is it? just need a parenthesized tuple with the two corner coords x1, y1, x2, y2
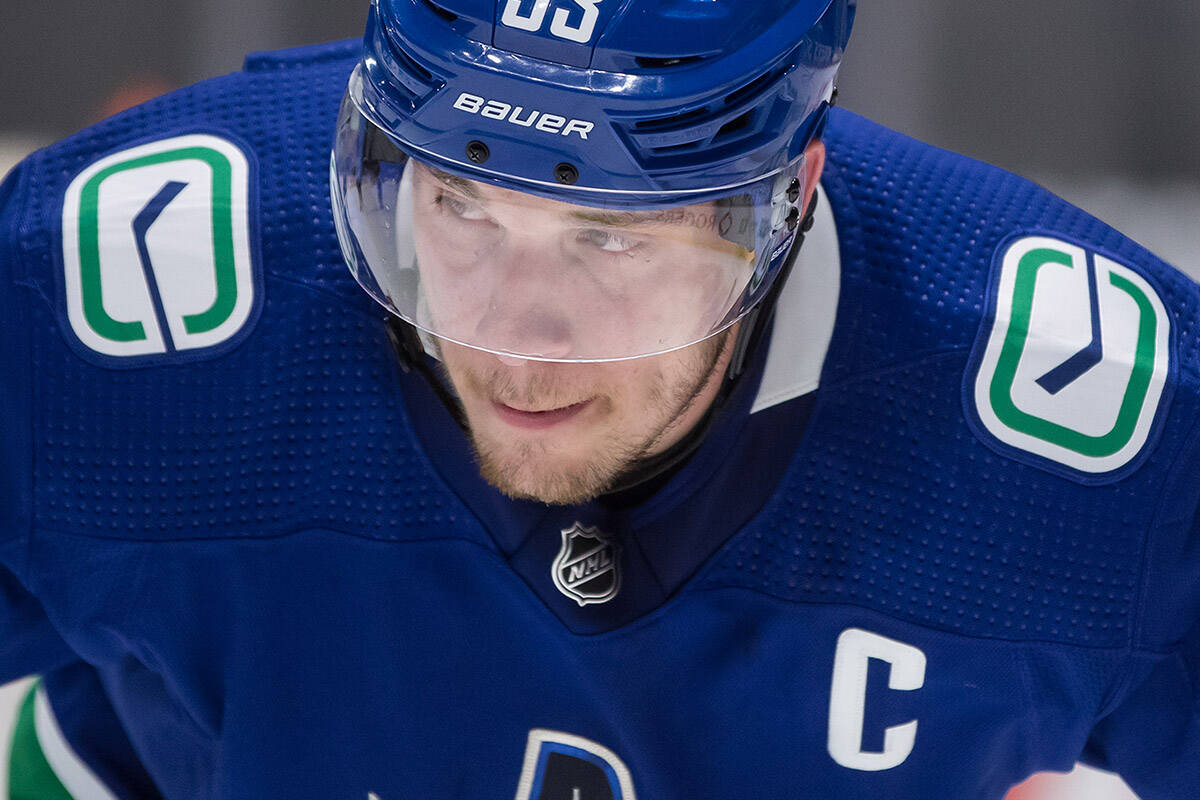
(62, 134, 257, 361)
(514, 729, 638, 800)
(970, 235, 1171, 479)
(552, 523, 621, 606)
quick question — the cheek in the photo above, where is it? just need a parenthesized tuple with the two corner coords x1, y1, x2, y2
(415, 247, 493, 333)
(431, 346, 479, 415)
(634, 251, 744, 343)
(599, 363, 665, 423)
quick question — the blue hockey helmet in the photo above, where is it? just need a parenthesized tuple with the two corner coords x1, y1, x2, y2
(332, 0, 855, 362)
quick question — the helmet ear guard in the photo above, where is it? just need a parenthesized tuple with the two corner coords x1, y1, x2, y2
(361, 122, 407, 168)
(726, 183, 821, 386)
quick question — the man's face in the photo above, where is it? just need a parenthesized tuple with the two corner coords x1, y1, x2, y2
(402, 163, 756, 504)
(401, 147, 827, 504)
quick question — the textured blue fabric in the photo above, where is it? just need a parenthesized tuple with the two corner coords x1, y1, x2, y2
(22, 41, 482, 548)
(0, 40, 1197, 800)
(702, 110, 1199, 644)
(1081, 616, 1200, 800)
(42, 662, 164, 799)
(0, 150, 78, 687)
(1, 162, 32, 547)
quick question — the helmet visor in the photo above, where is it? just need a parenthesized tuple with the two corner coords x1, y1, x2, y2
(331, 93, 806, 362)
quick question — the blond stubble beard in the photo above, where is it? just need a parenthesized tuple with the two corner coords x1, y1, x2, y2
(448, 330, 734, 506)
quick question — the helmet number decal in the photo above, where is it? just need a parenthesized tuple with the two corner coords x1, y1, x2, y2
(501, 0, 604, 44)
(501, 0, 550, 31)
(551, 0, 603, 43)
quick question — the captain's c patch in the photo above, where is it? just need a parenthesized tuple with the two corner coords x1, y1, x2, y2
(61, 134, 259, 363)
(967, 235, 1171, 481)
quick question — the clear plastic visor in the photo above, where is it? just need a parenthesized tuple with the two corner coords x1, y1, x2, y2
(331, 95, 806, 362)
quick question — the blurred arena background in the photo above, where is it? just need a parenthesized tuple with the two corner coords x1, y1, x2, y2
(2, 2, 1196, 798)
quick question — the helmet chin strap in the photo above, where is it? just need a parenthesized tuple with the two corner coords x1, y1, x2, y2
(385, 191, 820, 503)
(385, 316, 469, 428)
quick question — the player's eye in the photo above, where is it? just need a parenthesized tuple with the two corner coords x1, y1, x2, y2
(436, 192, 493, 223)
(579, 228, 643, 255)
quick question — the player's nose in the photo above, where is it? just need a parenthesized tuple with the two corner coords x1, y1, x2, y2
(475, 242, 576, 359)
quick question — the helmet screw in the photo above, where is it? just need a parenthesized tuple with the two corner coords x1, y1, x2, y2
(554, 163, 579, 185)
(786, 206, 801, 232)
(466, 140, 490, 163)
(786, 178, 801, 204)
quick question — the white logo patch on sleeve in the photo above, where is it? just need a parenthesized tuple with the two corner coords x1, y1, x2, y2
(61, 134, 257, 361)
(969, 235, 1171, 478)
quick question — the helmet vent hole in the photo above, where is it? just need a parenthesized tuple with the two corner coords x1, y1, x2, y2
(716, 111, 754, 139)
(724, 65, 786, 108)
(634, 55, 709, 70)
(633, 106, 708, 132)
(394, 47, 434, 85)
(650, 141, 702, 155)
(420, 0, 459, 23)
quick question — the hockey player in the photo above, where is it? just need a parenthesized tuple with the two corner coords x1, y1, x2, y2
(0, 1, 1197, 798)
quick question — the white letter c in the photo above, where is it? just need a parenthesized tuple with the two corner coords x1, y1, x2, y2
(827, 628, 926, 772)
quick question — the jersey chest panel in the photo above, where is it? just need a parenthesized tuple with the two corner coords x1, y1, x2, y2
(33, 531, 1114, 800)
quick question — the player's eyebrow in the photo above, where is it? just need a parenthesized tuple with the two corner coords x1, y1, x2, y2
(424, 166, 675, 229)
(568, 208, 662, 228)
(426, 166, 481, 199)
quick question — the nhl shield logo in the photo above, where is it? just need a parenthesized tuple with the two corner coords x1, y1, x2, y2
(552, 523, 621, 607)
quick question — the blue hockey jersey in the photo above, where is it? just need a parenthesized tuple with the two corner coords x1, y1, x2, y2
(1, 40, 1198, 800)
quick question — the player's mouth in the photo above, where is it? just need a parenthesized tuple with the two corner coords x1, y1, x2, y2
(491, 399, 594, 430)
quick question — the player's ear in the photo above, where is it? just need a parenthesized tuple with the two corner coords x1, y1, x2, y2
(800, 138, 826, 211)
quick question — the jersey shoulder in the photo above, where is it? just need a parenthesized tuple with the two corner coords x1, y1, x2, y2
(4, 38, 362, 332)
(819, 107, 1200, 487)
(699, 109, 1200, 650)
(820, 107, 1200, 389)
(0, 41, 475, 547)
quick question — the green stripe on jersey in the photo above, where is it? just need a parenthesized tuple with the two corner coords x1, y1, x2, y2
(8, 682, 75, 800)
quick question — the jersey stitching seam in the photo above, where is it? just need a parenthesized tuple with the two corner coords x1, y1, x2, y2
(1115, 406, 1200, 717)
(381, 354, 510, 553)
(264, 269, 389, 323)
(27, 523, 494, 549)
(810, 152, 964, 397)
(19, 526, 667, 642)
(1012, 639, 1039, 773)
(816, 345, 972, 394)
(686, 582, 1136, 650)
(11, 155, 37, 582)
(1130, 409, 1200, 646)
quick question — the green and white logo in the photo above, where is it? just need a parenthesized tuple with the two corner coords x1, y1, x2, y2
(972, 236, 1170, 475)
(62, 134, 256, 359)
